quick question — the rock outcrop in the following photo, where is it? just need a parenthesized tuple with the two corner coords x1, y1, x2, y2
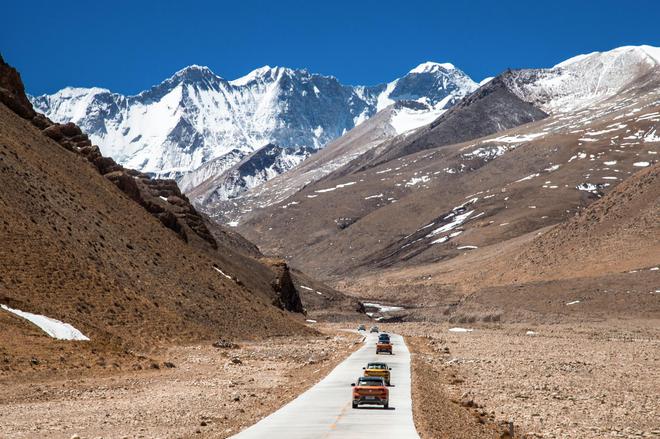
(0, 55, 217, 249)
(260, 257, 305, 314)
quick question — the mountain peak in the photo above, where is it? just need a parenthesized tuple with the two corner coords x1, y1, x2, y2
(409, 61, 456, 74)
(553, 44, 660, 69)
(171, 64, 223, 82)
(229, 65, 304, 86)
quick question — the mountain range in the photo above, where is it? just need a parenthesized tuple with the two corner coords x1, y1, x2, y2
(204, 45, 659, 224)
(226, 45, 659, 322)
(30, 62, 478, 203)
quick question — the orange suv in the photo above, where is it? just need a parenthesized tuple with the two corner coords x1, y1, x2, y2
(351, 376, 389, 409)
(376, 334, 392, 354)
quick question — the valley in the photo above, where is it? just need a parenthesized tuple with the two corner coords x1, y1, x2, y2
(1, 39, 658, 439)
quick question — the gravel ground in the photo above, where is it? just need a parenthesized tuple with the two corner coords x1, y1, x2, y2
(396, 320, 660, 439)
(0, 331, 361, 439)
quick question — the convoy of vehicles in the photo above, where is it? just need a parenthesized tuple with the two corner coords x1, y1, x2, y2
(351, 330, 394, 409)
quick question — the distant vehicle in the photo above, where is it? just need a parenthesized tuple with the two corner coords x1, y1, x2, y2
(351, 376, 389, 409)
(370, 326, 379, 333)
(378, 333, 391, 343)
(357, 324, 366, 331)
(363, 361, 391, 385)
(376, 340, 393, 355)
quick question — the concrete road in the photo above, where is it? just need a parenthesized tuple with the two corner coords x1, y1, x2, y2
(232, 332, 420, 439)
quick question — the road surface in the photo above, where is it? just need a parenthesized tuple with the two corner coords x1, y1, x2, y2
(232, 332, 420, 439)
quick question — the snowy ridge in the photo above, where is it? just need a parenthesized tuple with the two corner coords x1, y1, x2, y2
(190, 144, 314, 204)
(31, 61, 477, 200)
(506, 45, 660, 113)
(410, 61, 456, 73)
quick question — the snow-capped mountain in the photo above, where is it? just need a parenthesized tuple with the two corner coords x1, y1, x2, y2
(203, 44, 660, 225)
(502, 45, 660, 113)
(30, 62, 478, 190)
(184, 144, 314, 204)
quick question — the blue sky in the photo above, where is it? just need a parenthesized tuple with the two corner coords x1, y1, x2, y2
(3, 0, 659, 95)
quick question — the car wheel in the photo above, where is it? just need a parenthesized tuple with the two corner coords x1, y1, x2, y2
(384, 402, 389, 409)
(352, 402, 358, 409)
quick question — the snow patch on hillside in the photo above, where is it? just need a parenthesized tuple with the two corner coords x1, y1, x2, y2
(1, 304, 89, 341)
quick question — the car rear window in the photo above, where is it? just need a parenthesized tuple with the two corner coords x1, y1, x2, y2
(358, 377, 383, 386)
(367, 363, 387, 369)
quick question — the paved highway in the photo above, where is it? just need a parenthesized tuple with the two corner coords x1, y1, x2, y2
(232, 332, 420, 438)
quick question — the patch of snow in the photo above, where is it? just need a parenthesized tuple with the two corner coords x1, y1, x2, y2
(633, 161, 650, 167)
(515, 173, 540, 182)
(456, 245, 478, 250)
(489, 133, 545, 143)
(448, 327, 473, 333)
(363, 302, 404, 313)
(479, 77, 494, 86)
(576, 183, 609, 192)
(213, 266, 232, 279)
(315, 181, 356, 194)
(405, 175, 430, 186)
(427, 210, 474, 238)
(1, 304, 89, 341)
(463, 145, 507, 161)
(566, 300, 581, 306)
(390, 105, 446, 134)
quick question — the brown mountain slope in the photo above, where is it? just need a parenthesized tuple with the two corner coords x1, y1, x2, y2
(0, 61, 319, 372)
(493, 162, 659, 284)
(337, 163, 659, 322)
(0, 102, 309, 344)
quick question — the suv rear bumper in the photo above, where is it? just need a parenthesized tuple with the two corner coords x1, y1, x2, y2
(353, 396, 388, 405)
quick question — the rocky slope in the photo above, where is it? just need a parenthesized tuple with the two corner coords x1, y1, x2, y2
(0, 56, 353, 373)
(186, 143, 314, 206)
(30, 63, 478, 202)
